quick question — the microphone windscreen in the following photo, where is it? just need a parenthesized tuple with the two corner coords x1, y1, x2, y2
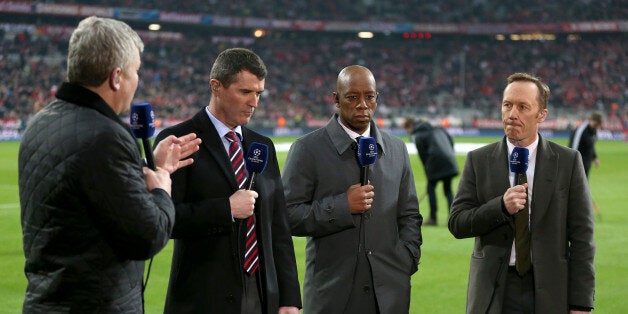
(357, 136, 378, 167)
(245, 142, 269, 174)
(130, 102, 155, 139)
(509, 146, 529, 173)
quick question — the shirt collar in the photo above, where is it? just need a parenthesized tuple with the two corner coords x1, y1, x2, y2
(337, 116, 371, 140)
(506, 134, 539, 162)
(205, 106, 243, 140)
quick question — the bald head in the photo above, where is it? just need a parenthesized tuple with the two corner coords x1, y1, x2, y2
(337, 65, 376, 93)
(334, 65, 378, 133)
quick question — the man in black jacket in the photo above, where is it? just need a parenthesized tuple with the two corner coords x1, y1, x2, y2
(568, 112, 603, 178)
(404, 118, 459, 226)
(18, 16, 200, 313)
(155, 48, 301, 314)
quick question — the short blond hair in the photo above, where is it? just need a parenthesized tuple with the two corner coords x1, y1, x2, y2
(506, 72, 551, 110)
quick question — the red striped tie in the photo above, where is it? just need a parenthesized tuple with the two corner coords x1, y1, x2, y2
(225, 131, 259, 275)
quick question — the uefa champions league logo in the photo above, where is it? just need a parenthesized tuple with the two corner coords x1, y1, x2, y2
(149, 110, 155, 128)
(367, 143, 377, 158)
(130, 110, 155, 130)
(248, 148, 264, 164)
(511, 151, 519, 163)
(131, 112, 141, 129)
(510, 150, 527, 166)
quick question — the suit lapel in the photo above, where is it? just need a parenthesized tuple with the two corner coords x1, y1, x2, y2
(530, 136, 557, 227)
(325, 115, 355, 156)
(191, 110, 239, 189)
(490, 138, 515, 228)
(241, 127, 257, 156)
(324, 113, 387, 159)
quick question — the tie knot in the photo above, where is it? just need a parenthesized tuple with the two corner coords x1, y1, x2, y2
(225, 131, 239, 143)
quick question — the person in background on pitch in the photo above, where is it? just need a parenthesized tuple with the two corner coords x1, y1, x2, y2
(282, 65, 422, 314)
(403, 117, 459, 226)
(568, 112, 603, 178)
(18, 16, 201, 313)
(155, 48, 301, 314)
(448, 72, 595, 313)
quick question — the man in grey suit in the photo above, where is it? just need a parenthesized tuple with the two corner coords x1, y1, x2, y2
(282, 65, 422, 314)
(449, 72, 595, 313)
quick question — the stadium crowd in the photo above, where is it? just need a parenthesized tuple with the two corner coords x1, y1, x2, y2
(47, 0, 625, 23)
(1, 0, 627, 132)
(2, 24, 624, 131)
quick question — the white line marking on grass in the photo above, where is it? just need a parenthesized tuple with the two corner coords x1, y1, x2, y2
(274, 142, 486, 155)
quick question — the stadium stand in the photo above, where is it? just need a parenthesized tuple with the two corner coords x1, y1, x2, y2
(0, 1, 626, 138)
(40, 0, 627, 23)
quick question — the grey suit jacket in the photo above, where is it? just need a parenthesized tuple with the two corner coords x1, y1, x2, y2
(282, 114, 422, 314)
(449, 135, 595, 313)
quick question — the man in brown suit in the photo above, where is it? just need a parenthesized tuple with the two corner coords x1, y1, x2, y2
(449, 72, 595, 313)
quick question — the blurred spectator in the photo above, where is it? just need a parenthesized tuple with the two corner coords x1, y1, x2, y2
(568, 112, 603, 177)
(404, 118, 459, 226)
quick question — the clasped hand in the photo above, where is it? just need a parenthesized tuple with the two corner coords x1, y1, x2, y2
(503, 183, 528, 215)
(230, 189, 259, 219)
(348, 183, 375, 214)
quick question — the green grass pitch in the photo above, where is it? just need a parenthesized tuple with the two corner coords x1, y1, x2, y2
(1, 137, 626, 313)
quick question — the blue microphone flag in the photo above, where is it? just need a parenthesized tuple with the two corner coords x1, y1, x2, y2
(130, 102, 156, 170)
(245, 142, 269, 174)
(357, 136, 378, 167)
(130, 102, 155, 139)
(509, 147, 529, 174)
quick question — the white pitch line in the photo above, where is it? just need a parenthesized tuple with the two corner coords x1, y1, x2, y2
(274, 142, 486, 155)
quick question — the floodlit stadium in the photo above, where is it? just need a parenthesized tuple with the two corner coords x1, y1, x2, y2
(1, 1, 627, 313)
(1, 1, 625, 140)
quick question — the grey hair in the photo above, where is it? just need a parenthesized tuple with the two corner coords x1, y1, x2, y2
(67, 16, 144, 87)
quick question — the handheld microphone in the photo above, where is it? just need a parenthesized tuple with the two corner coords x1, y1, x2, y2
(357, 136, 378, 186)
(130, 102, 156, 170)
(245, 142, 269, 190)
(509, 147, 529, 186)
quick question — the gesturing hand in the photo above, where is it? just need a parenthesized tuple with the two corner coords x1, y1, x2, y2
(154, 133, 201, 174)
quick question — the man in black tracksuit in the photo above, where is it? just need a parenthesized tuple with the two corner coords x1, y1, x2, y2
(404, 118, 459, 226)
(568, 112, 603, 178)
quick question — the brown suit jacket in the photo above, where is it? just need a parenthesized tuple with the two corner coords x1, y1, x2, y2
(449, 135, 595, 313)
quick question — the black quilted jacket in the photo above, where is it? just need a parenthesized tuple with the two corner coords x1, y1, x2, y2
(18, 83, 175, 313)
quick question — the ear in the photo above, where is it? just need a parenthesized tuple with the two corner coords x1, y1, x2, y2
(210, 79, 220, 92)
(537, 109, 548, 122)
(332, 92, 339, 107)
(109, 68, 122, 91)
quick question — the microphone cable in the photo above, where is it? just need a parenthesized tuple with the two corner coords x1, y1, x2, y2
(141, 256, 155, 313)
